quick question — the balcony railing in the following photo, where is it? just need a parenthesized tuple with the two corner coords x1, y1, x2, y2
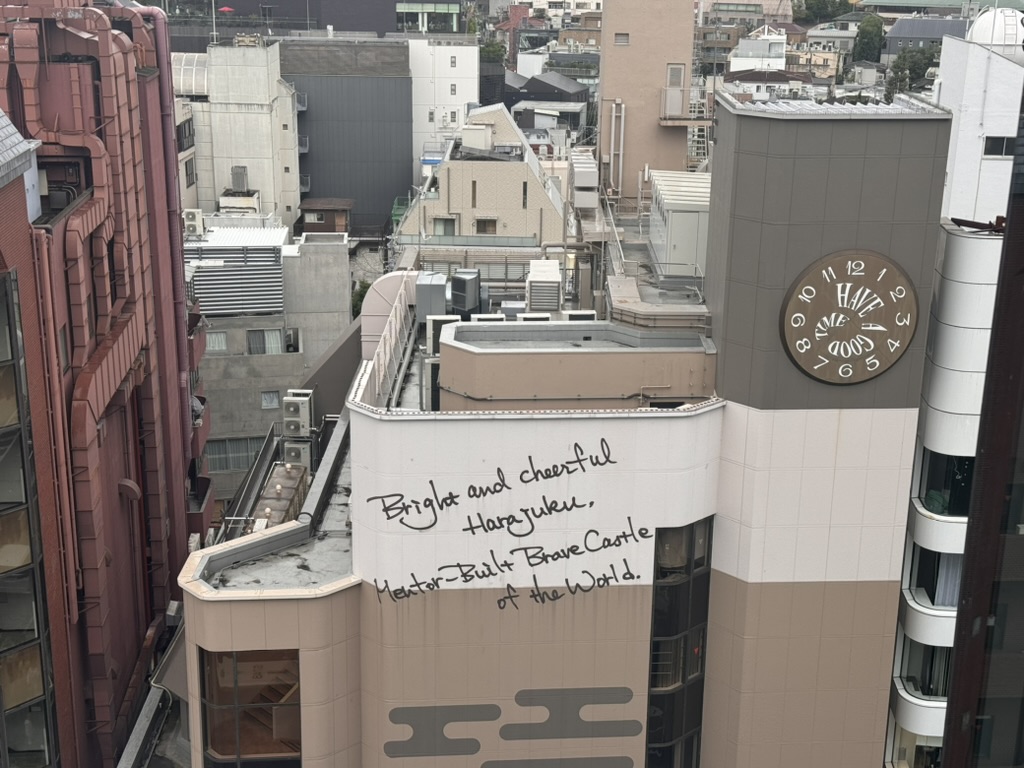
(299, 174, 310, 193)
(295, 91, 307, 111)
(191, 395, 211, 460)
(298, 135, 309, 153)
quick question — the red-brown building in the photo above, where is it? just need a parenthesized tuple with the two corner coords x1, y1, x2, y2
(0, 3, 203, 766)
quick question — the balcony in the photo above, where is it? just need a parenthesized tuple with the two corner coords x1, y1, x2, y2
(187, 473, 216, 536)
(298, 135, 309, 154)
(295, 91, 307, 111)
(191, 395, 211, 459)
(660, 86, 713, 127)
(299, 175, 311, 193)
(890, 677, 946, 738)
(899, 587, 957, 647)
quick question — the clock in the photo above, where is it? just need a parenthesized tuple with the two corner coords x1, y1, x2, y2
(779, 250, 918, 385)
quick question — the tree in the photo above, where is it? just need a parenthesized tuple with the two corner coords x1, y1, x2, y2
(851, 15, 883, 62)
(883, 44, 937, 101)
(795, 0, 851, 25)
(884, 57, 909, 102)
(351, 281, 371, 319)
(480, 40, 506, 64)
(901, 45, 938, 81)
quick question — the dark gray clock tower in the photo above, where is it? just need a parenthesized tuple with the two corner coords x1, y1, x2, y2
(701, 93, 951, 768)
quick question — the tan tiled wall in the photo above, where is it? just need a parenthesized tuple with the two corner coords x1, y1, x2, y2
(359, 582, 654, 768)
(702, 570, 899, 768)
(184, 586, 362, 768)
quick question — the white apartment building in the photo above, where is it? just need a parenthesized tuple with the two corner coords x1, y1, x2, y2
(884, 11, 1024, 766)
(408, 37, 481, 179)
(172, 38, 302, 229)
(528, 0, 603, 27)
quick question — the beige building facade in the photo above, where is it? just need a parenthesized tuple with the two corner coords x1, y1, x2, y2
(599, 0, 695, 200)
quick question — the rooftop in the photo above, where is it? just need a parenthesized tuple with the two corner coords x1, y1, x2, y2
(183, 226, 291, 249)
(886, 15, 969, 36)
(715, 91, 949, 117)
(724, 68, 814, 83)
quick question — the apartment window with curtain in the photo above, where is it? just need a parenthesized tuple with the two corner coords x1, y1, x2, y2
(246, 329, 283, 355)
(206, 437, 266, 473)
(206, 331, 227, 354)
(260, 391, 280, 410)
(200, 648, 301, 767)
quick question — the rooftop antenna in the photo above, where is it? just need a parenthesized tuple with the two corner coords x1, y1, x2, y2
(210, 0, 218, 44)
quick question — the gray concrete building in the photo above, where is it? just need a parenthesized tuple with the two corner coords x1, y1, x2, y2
(186, 226, 352, 504)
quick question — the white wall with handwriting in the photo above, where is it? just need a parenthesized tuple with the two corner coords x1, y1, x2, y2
(349, 407, 724, 609)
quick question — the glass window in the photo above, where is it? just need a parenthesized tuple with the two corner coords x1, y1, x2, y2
(450, 55, 457, 67)
(450, 83, 457, 96)
(919, 449, 974, 516)
(261, 391, 280, 410)
(476, 219, 497, 235)
(4, 702, 49, 767)
(0, 571, 38, 652)
(911, 544, 962, 608)
(0, 366, 17, 430)
(687, 627, 705, 679)
(206, 331, 227, 353)
(428, 109, 435, 123)
(984, 136, 1014, 157)
(206, 437, 266, 473)
(185, 158, 197, 188)
(201, 648, 301, 765)
(901, 636, 951, 699)
(614, 32, 629, 44)
(0, 509, 30, 575)
(650, 634, 685, 690)
(0, 432, 26, 511)
(0, 644, 43, 711)
(246, 329, 283, 356)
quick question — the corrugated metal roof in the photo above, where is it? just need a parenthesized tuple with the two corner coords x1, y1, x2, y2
(887, 16, 969, 38)
(0, 109, 33, 191)
(719, 92, 947, 116)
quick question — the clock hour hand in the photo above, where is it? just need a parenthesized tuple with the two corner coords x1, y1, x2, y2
(860, 323, 888, 332)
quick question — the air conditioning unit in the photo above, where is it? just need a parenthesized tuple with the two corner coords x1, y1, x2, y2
(183, 208, 205, 237)
(426, 315, 460, 356)
(518, 312, 552, 322)
(420, 357, 441, 411)
(283, 440, 312, 468)
(451, 269, 481, 313)
(283, 390, 313, 437)
(470, 313, 506, 322)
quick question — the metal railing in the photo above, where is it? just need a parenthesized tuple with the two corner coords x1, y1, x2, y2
(371, 279, 414, 408)
(299, 175, 310, 193)
(295, 92, 307, 111)
(216, 423, 281, 544)
(297, 135, 309, 153)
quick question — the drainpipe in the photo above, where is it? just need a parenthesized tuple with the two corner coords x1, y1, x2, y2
(135, 4, 193, 465)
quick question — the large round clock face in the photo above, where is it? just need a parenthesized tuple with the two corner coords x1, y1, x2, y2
(780, 251, 919, 385)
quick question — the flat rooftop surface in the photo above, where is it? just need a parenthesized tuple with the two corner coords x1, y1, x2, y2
(717, 92, 948, 117)
(205, 451, 353, 591)
(184, 226, 291, 250)
(448, 322, 707, 350)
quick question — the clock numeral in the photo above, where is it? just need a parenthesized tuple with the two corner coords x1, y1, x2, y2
(876, 267, 887, 282)
(821, 266, 836, 283)
(813, 355, 830, 370)
(839, 363, 854, 378)
(866, 354, 880, 371)
(896, 312, 911, 327)
(846, 259, 865, 276)
(798, 286, 816, 303)
(795, 338, 811, 354)
(890, 285, 907, 301)
(888, 338, 902, 353)
(790, 312, 806, 328)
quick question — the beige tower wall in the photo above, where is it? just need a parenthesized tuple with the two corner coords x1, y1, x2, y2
(599, 0, 694, 201)
(706, 402, 916, 767)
